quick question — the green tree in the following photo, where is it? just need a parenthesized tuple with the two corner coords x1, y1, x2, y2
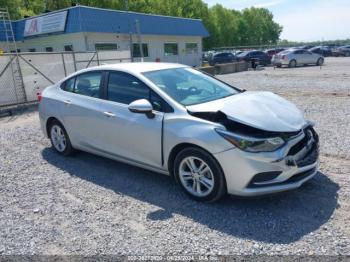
(0, 0, 283, 49)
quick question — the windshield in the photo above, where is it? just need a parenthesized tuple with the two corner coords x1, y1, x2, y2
(279, 50, 292, 55)
(143, 67, 239, 106)
(237, 51, 249, 56)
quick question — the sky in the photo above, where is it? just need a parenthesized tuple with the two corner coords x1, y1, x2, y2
(202, 0, 350, 42)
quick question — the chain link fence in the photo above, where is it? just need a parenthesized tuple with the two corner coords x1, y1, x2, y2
(0, 50, 131, 108)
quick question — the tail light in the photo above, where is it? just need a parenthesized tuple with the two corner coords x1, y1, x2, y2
(37, 92, 42, 102)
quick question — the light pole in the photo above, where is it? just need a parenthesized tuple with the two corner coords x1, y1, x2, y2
(125, 0, 134, 62)
(135, 19, 144, 62)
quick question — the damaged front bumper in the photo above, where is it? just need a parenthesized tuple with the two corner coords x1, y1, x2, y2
(214, 126, 319, 196)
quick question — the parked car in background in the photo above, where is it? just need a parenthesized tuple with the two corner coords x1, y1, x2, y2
(272, 49, 324, 67)
(233, 50, 243, 56)
(264, 48, 285, 59)
(38, 62, 319, 202)
(203, 51, 215, 62)
(332, 45, 350, 57)
(236, 50, 271, 66)
(299, 45, 315, 50)
(309, 46, 332, 57)
(208, 52, 236, 66)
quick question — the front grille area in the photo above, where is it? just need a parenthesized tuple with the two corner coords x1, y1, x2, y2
(296, 144, 319, 167)
(288, 133, 309, 156)
(287, 126, 319, 167)
(288, 126, 318, 156)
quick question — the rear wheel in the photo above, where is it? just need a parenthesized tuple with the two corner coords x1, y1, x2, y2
(174, 147, 226, 202)
(317, 58, 324, 66)
(289, 59, 297, 68)
(49, 120, 74, 156)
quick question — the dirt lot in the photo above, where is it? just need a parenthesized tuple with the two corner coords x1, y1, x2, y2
(0, 57, 349, 256)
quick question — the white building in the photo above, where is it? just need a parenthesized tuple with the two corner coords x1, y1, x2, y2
(0, 5, 209, 66)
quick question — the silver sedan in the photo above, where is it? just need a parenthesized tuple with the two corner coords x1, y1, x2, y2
(272, 49, 324, 68)
(39, 62, 319, 202)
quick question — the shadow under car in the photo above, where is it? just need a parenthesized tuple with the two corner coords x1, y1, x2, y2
(42, 147, 339, 244)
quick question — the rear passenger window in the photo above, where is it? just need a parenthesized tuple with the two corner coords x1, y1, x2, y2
(63, 77, 75, 92)
(107, 72, 150, 104)
(74, 72, 102, 98)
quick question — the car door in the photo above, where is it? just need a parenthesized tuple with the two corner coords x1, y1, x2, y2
(227, 53, 234, 62)
(58, 71, 105, 149)
(303, 50, 316, 64)
(215, 53, 224, 64)
(256, 51, 267, 65)
(293, 50, 303, 64)
(98, 71, 166, 168)
(222, 53, 229, 63)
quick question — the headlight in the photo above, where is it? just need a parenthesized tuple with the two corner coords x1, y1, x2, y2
(215, 128, 285, 152)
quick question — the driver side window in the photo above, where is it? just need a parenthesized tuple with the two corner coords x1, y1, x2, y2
(107, 71, 172, 112)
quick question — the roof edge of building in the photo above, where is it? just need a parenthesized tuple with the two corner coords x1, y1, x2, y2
(12, 5, 204, 23)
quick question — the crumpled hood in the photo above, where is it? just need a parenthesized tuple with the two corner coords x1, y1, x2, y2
(187, 91, 307, 132)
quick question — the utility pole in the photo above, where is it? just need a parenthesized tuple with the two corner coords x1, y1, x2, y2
(135, 19, 144, 62)
(125, 0, 134, 62)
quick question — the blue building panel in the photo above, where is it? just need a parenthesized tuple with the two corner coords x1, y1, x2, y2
(0, 6, 209, 42)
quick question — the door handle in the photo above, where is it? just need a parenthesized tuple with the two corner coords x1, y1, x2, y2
(103, 111, 116, 117)
(63, 100, 72, 105)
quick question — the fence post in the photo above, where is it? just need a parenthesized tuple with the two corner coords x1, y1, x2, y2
(72, 52, 77, 72)
(96, 51, 100, 65)
(61, 53, 67, 77)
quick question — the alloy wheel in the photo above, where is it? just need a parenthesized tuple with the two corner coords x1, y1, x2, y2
(178, 156, 215, 197)
(50, 124, 67, 152)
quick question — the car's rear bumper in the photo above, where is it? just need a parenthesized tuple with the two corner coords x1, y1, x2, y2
(214, 126, 319, 196)
(272, 59, 290, 66)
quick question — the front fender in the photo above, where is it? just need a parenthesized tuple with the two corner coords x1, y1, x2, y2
(162, 114, 233, 170)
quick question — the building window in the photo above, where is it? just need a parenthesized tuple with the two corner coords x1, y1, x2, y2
(28, 48, 36, 52)
(45, 47, 53, 52)
(185, 43, 198, 54)
(95, 43, 118, 51)
(164, 43, 178, 56)
(132, 43, 149, 58)
(64, 45, 73, 52)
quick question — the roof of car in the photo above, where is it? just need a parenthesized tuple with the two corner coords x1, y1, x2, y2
(85, 62, 188, 74)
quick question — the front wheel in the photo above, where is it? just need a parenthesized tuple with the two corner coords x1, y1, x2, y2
(49, 120, 74, 156)
(174, 147, 226, 202)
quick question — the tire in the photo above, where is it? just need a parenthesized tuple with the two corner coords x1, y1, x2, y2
(288, 59, 297, 68)
(48, 120, 74, 156)
(317, 58, 324, 66)
(173, 147, 226, 202)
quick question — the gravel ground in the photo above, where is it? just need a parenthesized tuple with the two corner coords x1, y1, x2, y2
(0, 58, 350, 256)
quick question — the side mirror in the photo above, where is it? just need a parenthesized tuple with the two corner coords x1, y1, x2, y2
(128, 99, 153, 114)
